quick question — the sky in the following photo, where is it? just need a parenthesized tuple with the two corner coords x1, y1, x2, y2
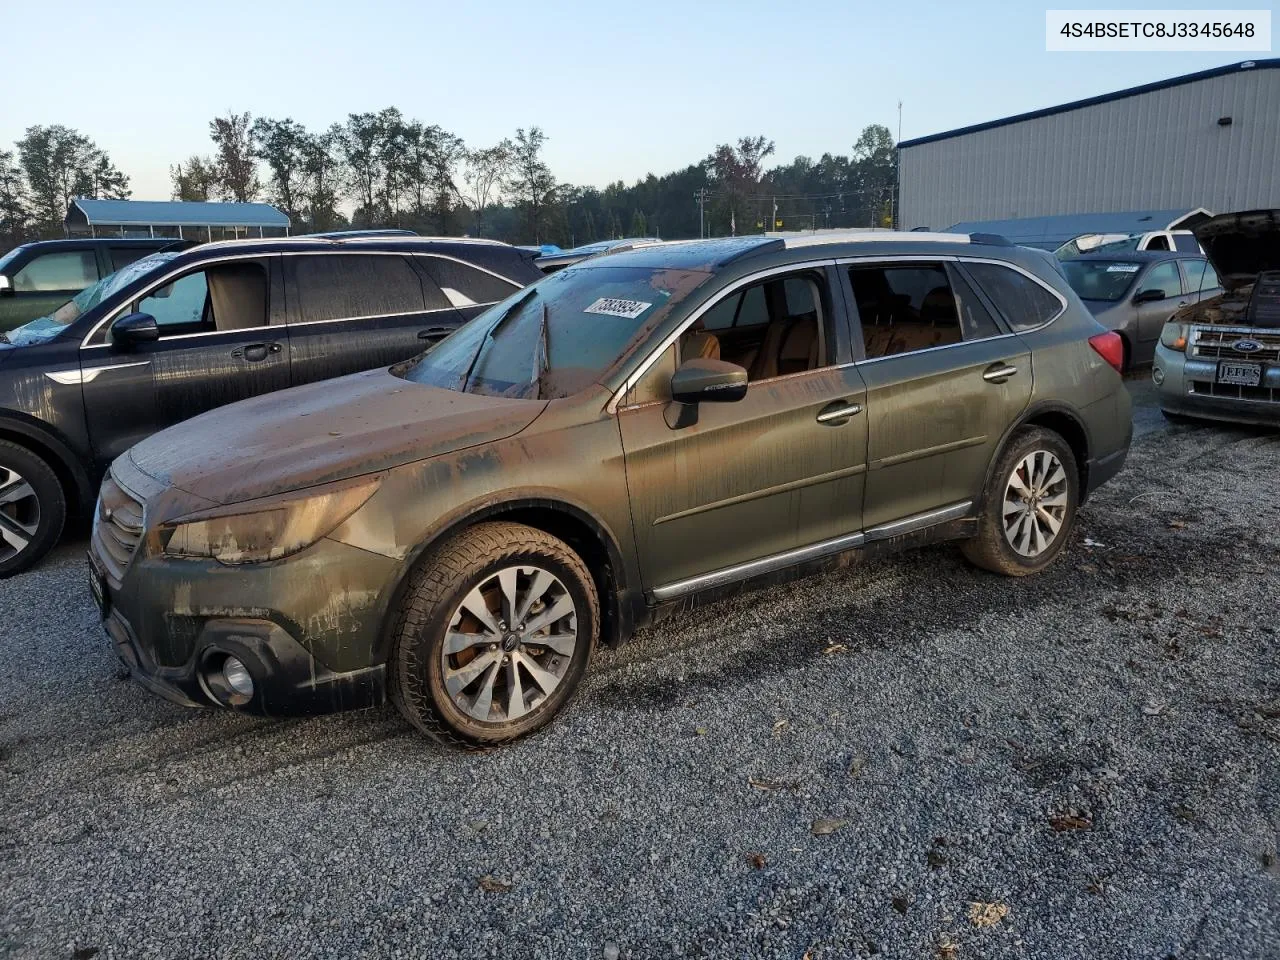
(3, 0, 1271, 202)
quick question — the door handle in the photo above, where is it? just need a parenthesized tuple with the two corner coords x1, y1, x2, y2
(982, 362, 1018, 384)
(816, 400, 863, 424)
(418, 326, 453, 340)
(234, 342, 281, 363)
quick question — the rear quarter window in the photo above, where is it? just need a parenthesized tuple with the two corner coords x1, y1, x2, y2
(964, 262, 1063, 331)
(419, 256, 521, 307)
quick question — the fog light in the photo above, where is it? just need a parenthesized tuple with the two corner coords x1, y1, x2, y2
(222, 657, 254, 697)
(1152, 366, 1165, 386)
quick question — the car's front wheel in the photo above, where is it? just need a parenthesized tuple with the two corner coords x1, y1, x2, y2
(0, 440, 66, 579)
(389, 521, 599, 748)
(962, 427, 1079, 577)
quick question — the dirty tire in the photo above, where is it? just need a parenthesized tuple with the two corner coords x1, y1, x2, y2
(0, 439, 66, 579)
(962, 426, 1079, 577)
(389, 521, 599, 749)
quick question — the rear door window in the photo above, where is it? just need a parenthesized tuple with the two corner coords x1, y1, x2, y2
(110, 247, 154, 273)
(12, 251, 99, 292)
(851, 263, 992, 358)
(1181, 259, 1220, 294)
(419, 257, 521, 307)
(964, 262, 1063, 331)
(293, 254, 427, 324)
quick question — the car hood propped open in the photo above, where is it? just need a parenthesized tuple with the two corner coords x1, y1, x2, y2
(126, 367, 548, 505)
(1195, 209, 1280, 291)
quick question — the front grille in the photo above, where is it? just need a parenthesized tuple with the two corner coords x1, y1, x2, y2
(1189, 381, 1280, 404)
(92, 473, 145, 584)
(1191, 326, 1280, 362)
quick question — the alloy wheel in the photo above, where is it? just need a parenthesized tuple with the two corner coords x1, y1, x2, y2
(441, 565, 579, 725)
(0, 465, 40, 564)
(1002, 450, 1069, 558)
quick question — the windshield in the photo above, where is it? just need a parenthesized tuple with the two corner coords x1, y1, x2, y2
(1, 251, 181, 346)
(398, 264, 712, 398)
(1060, 260, 1143, 302)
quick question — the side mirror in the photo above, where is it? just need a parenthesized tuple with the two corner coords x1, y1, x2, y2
(111, 312, 160, 348)
(670, 358, 748, 404)
(0, 275, 12, 297)
(1133, 288, 1166, 304)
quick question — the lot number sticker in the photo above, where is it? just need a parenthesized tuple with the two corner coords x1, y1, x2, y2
(584, 297, 653, 319)
(1106, 264, 1141, 273)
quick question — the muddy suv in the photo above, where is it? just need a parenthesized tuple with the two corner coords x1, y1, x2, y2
(1154, 209, 1280, 425)
(93, 232, 1132, 747)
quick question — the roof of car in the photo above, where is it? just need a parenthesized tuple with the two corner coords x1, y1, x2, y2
(1068, 249, 1202, 263)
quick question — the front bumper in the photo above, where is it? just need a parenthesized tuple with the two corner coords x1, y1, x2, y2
(90, 520, 403, 717)
(1153, 343, 1280, 427)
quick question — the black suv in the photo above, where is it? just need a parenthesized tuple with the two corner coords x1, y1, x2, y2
(0, 236, 541, 575)
(0, 238, 183, 332)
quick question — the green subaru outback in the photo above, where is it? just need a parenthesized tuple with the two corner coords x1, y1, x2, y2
(92, 232, 1131, 747)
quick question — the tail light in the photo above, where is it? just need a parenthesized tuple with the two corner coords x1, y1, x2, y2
(1088, 332, 1124, 372)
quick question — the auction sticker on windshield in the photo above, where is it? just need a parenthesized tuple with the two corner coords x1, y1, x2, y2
(1107, 264, 1141, 272)
(584, 297, 652, 319)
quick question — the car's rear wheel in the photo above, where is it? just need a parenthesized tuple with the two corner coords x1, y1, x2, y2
(962, 427, 1079, 577)
(389, 521, 598, 748)
(0, 440, 65, 579)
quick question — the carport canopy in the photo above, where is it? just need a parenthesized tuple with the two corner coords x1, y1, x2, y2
(65, 199, 290, 240)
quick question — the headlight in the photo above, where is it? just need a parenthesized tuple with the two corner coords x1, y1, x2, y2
(157, 474, 382, 564)
(1159, 322, 1188, 352)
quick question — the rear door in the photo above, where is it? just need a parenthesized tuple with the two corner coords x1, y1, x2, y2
(845, 259, 1032, 530)
(80, 256, 289, 467)
(284, 252, 463, 385)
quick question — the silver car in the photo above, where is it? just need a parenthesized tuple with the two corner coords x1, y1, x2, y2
(1059, 250, 1222, 370)
(1154, 210, 1280, 426)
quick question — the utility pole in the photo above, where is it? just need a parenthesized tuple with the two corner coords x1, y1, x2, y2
(694, 187, 708, 238)
(893, 99, 903, 230)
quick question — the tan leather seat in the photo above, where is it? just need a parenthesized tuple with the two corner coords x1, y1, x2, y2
(777, 317, 819, 375)
(682, 331, 721, 362)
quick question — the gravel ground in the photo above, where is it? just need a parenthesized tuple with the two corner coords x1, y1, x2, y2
(1, 380, 1278, 960)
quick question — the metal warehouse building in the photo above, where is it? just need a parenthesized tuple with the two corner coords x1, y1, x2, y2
(899, 59, 1280, 230)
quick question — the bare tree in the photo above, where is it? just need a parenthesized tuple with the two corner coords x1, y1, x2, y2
(462, 140, 512, 237)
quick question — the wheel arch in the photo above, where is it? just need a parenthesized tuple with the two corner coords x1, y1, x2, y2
(0, 413, 94, 514)
(377, 492, 639, 658)
(981, 401, 1093, 508)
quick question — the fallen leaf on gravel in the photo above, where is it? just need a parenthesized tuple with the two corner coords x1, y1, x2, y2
(1261, 850, 1279, 875)
(1048, 812, 1092, 832)
(811, 817, 849, 836)
(749, 777, 789, 791)
(968, 901, 1009, 927)
(1168, 519, 1187, 529)
(849, 755, 869, 778)
(477, 875, 512, 893)
(747, 851, 766, 869)
(934, 934, 959, 958)
(1076, 563, 1098, 574)
(1142, 700, 1167, 716)
(823, 643, 848, 654)
(1083, 537, 1105, 548)
(695, 727, 707, 736)
(891, 894, 910, 914)
(772, 719, 789, 738)
(72, 950, 99, 960)
(927, 849, 947, 869)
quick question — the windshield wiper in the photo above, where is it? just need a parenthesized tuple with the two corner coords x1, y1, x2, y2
(531, 302, 549, 399)
(457, 288, 537, 392)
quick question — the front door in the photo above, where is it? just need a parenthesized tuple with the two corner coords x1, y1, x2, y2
(619, 266, 868, 594)
(81, 256, 290, 469)
(1133, 260, 1187, 347)
(846, 260, 1033, 530)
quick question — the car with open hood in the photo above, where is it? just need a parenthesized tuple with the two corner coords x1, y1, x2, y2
(1153, 210, 1280, 425)
(0, 235, 540, 576)
(91, 231, 1132, 748)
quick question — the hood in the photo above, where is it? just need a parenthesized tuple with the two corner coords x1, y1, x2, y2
(1194, 209, 1280, 291)
(127, 367, 548, 505)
